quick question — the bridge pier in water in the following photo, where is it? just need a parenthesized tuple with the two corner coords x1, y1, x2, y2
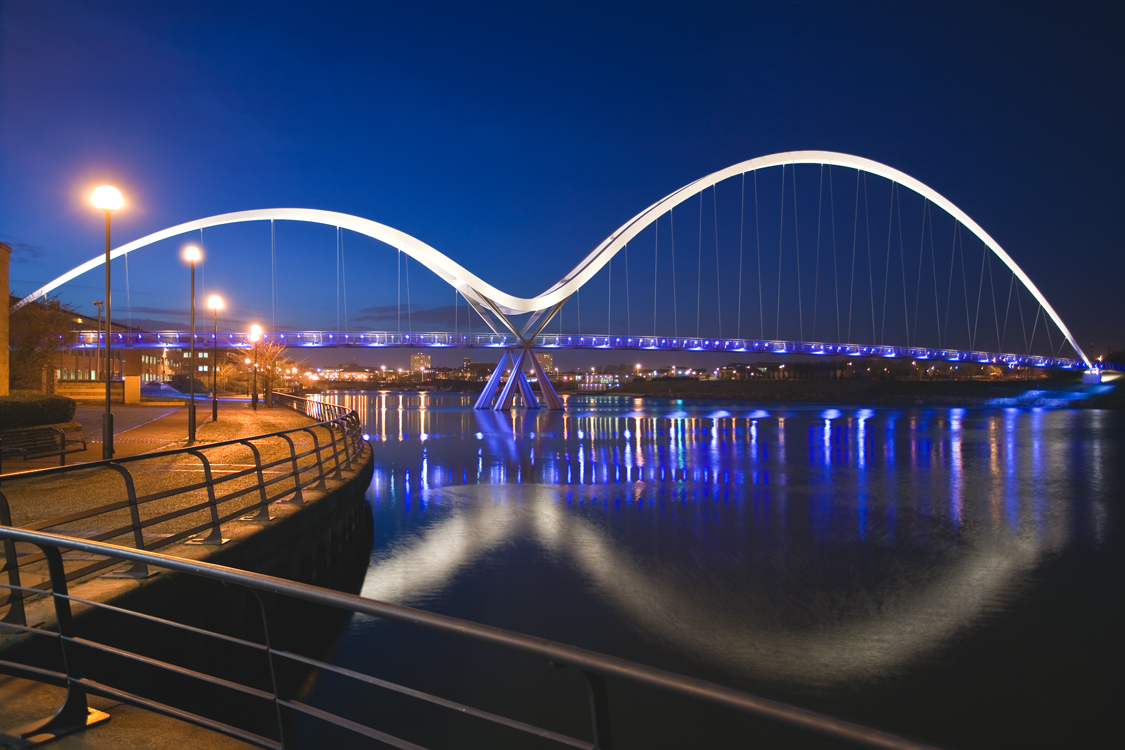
(474, 346, 563, 411)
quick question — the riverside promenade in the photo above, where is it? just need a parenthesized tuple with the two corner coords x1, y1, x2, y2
(0, 400, 370, 749)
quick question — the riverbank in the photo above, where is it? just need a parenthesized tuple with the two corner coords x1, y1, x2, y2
(0, 404, 374, 748)
(605, 374, 1125, 408)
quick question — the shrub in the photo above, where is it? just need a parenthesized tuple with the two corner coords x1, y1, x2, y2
(0, 394, 78, 429)
(169, 374, 209, 395)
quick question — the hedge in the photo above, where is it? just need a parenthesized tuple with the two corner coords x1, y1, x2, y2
(0, 394, 78, 429)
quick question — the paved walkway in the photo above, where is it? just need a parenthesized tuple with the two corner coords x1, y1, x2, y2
(1, 403, 356, 749)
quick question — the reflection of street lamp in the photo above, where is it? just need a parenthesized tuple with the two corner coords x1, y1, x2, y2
(208, 295, 223, 422)
(249, 324, 262, 411)
(92, 185, 122, 460)
(184, 246, 201, 442)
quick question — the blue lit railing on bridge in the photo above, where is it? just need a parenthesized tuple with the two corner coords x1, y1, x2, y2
(68, 329, 1100, 370)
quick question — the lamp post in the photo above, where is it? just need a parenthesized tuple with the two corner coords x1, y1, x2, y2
(92, 186, 122, 460)
(249, 324, 262, 411)
(184, 246, 201, 442)
(208, 295, 223, 421)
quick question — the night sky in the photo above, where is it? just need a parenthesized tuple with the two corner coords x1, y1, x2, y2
(2, 1, 1122, 368)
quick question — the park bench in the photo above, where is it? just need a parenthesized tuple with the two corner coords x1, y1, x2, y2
(0, 426, 87, 475)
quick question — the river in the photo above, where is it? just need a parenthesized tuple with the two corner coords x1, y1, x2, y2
(304, 392, 1123, 749)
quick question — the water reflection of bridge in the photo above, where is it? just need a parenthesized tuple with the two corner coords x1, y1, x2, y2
(342, 393, 1104, 686)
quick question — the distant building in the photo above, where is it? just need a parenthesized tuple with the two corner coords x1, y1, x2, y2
(534, 352, 554, 375)
(410, 352, 431, 373)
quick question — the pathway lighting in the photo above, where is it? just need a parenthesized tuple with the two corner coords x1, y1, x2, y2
(92, 186, 123, 459)
(184, 246, 201, 442)
(250, 324, 262, 411)
(208, 295, 223, 421)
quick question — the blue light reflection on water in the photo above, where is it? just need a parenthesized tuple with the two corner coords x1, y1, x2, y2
(313, 390, 1124, 749)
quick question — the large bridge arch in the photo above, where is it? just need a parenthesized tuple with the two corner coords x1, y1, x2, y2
(530, 151, 1091, 367)
(10, 207, 523, 316)
(13, 152, 1090, 366)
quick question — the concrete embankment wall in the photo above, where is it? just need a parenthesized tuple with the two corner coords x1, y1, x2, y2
(0, 445, 376, 734)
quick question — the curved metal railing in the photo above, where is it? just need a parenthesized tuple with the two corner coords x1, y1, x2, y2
(0, 397, 364, 626)
(0, 527, 944, 750)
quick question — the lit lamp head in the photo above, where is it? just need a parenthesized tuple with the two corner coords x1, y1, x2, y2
(184, 246, 201, 264)
(208, 295, 224, 311)
(249, 324, 262, 342)
(91, 185, 123, 211)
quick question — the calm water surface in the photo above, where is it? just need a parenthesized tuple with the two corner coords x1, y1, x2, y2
(306, 392, 1123, 749)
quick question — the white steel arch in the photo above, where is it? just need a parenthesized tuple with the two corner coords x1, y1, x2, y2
(533, 150, 1090, 366)
(10, 208, 522, 316)
(12, 152, 1090, 366)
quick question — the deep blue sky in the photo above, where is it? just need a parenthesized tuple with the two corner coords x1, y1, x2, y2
(2, 1, 1122, 368)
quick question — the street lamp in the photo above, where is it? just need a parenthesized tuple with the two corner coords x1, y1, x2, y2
(92, 185, 122, 460)
(208, 295, 223, 421)
(249, 324, 262, 411)
(184, 246, 201, 442)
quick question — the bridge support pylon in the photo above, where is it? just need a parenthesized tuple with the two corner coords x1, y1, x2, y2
(475, 346, 563, 411)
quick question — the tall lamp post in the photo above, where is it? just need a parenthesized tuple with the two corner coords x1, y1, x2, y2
(249, 324, 262, 411)
(92, 186, 122, 460)
(208, 295, 223, 421)
(184, 246, 201, 442)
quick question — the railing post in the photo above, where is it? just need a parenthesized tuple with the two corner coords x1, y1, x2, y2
(251, 589, 298, 749)
(2, 543, 111, 743)
(102, 464, 153, 579)
(0, 489, 27, 626)
(326, 422, 344, 480)
(240, 440, 272, 522)
(278, 433, 305, 504)
(302, 428, 329, 491)
(186, 449, 226, 545)
(553, 663, 613, 750)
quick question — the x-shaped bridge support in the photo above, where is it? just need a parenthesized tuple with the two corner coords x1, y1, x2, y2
(472, 298, 566, 411)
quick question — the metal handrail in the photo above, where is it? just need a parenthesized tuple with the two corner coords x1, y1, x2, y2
(0, 527, 944, 750)
(0, 402, 364, 623)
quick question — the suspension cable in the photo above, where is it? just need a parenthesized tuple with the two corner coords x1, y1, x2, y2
(336, 227, 340, 334)
(813, 164, 823, 340)
(881, 182, 894, 345)
(607, 252, 612, 334)
(341, 228, 348, 335)
(776, 164, 786, 340)
(972, 233, 987, 351)
(737, 172, 745, 339)
(927, 202, 941, 349)
(793, 166, 803, 341)
(623, 242, 630, 337)
(1001, 269, 1015, 351)
(713, 184, 722, 339)
(897, 185, 909, 348)
(943, 221, 957, 347)
(754, 170, 763, 340)
(848, 169, 859, 343)
(397, 249, 401, 334)
(864, 173, 876, 345)
(959, 226, 972, 349)
(654, 215, 659, 337)
(912, 198, 928, 347)
(671, 208, 678, 338)
(830, 166, 840, 343)
(1015, 266, 1029, 352)
(405, 253, 412, 333)
(697, 191, 702, 338)
(987, 250, 1000, 352)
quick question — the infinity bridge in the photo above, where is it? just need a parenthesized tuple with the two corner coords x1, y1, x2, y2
(16, 151, 1097, 410)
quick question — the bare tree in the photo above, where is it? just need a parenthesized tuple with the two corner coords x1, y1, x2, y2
(8, 297, 78, 391)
